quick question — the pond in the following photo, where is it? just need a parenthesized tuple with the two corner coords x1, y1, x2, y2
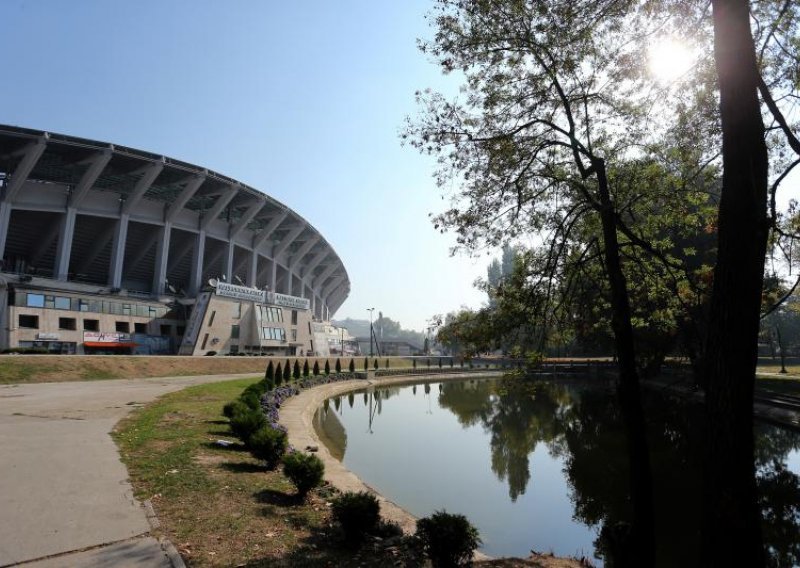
(314, 376, 800, 566)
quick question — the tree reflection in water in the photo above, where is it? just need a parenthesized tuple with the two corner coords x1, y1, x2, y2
(437, 377, 800, 567)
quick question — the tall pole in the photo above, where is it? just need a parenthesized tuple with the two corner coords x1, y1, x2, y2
(367, 307, 375, 358)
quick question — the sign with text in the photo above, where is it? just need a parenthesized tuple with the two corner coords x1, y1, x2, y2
(269, 292, 311, 310)
(83, 332, 132, 343)
(214, 282, 267, 303)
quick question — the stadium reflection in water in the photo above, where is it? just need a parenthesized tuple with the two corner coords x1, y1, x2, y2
(314, 377, 800, 566)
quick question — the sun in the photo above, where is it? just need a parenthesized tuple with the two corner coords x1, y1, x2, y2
(648, 39, 695, 83)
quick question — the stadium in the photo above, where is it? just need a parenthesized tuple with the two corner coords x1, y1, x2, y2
(0, 125, 350, 356)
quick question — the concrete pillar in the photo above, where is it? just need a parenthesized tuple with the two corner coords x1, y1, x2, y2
(270, 260, 277, 291)
(152, 222, 172, 296)
(53, 208, 77, 281)
(247, 250, 258, 287)
(224, 241, 235, 283)
(189, 230, 206, 295)
(287, 270, 293, 297)
(108, 213, 130, 288)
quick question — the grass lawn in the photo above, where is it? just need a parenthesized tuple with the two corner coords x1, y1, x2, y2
(113, 377, 413, 567)
(756, 356, 800, 377)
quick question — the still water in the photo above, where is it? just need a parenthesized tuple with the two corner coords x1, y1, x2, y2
(314, 377, 800, 566)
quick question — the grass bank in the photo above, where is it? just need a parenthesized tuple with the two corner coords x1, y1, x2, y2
(113, 375, 580, 568)
(113, 376, 417, 567)
(0, 355, 412, 384)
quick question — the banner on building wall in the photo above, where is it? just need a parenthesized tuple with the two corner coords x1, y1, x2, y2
(269, 292, 311, 310)
(215, 282, 267, 303)
(83, 332, 132, 343)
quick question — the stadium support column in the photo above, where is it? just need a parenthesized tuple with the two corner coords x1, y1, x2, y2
(247, 250, 258, 287)
(287, 270, 293, 296)
(189, 230, 206, 295)
(54, 149, 112, 281)
(154, 173, 204, 296)
(270, 259, 277, 292)
(0, 135, 48, 266)
(53, 208, 77, 280)
(109, 161, 163, 288)
(224, 241, 234, 283)
(152, 222, 172, 295)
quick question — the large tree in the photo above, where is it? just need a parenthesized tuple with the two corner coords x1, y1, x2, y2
(408, 0, 800, 565)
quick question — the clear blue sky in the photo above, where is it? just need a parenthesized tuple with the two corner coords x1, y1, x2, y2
(0, 0, 491, 331)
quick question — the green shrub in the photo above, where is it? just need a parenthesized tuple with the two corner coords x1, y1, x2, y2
(222, 399, 248, 419)
(284, 360, 292, 382)
(264, 361, 275, 385)
(331, 491, 381, 545)
(313, 361, 320, 375)
(349, 358, 355, 373)
(325, 360, 331, 375)
(335, 358, 342, 373)
(413, 358, 417, 369)
(385, 358, 389, 369)
(248, 426, 288, 469)
(282, 452, 324, 499)
(416, 510, 481, 568)
(303, 360, 310, 377)
(274, 363, 282, 387)
(240, 392, 262, 411)
(293, 360, 301, 379)
(363, 357, 369, 371)
(373, 359, 379, 370)
(229, 409, 267, 444)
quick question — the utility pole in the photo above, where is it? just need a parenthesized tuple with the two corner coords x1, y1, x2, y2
(367, 307, 375, 358)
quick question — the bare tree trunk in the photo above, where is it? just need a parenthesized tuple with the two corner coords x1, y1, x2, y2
(595, 158, 656, 567)
(703, 0, 769, 565)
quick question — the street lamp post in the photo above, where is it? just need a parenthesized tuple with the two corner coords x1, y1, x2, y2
(367, 307, 375, 358)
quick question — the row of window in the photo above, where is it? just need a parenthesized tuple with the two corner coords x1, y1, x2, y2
(261, 327, 286, 341)
(258, 305, 284, 323)
(17, 315, 180, 336)
(22, 293, 169, 318)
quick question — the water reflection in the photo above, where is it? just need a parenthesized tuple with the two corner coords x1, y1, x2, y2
(314, 378, 800, 565)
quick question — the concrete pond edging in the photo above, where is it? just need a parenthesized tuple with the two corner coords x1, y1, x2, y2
(278, 371, 504, 552)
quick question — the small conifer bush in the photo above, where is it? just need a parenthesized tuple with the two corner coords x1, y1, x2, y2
(229, 408, 267, 445)
(293, 360, 301, 379)
(325, 359, 331, 375)
(335, 358, 342, 373)
(303, 360, 310, 377)
(284, 360, 292, 382)
(313, 361, 320, 376)
(349, 358, 355, 373)
(248, 426, 288, 469)
(416, 510, 481, 568)
(282, 452, 324, 499)
(331, 491, 381, 545)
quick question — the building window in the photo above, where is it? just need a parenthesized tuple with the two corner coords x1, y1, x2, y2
(176, 326, 185, 337)
(19, 314, 39, 328)
(83, 319, 99, 331)
(122, 304, 131, 316)
(232, 302, 241, 319)
(208, 310, 216, 326)
(261, 327, 286, 341)
(55, 296, 71, 310)
(134, 322, 147, 334)
(116, 321, 130, 333)
(44, 295, 55, 309)
(291, 329, 297, 341)
(79, 299, 90, 312)
(201, 333, 209, 350)
(160, 324, 172, 336)
(26, 294, 45, 308)
(291, 310, 298, 325)
(231, 325, 240, 339)
(229, 345, 239, 355)
(59, 317, 76, 330)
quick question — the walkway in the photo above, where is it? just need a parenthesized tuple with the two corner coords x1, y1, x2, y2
(0, 373, 257, 567)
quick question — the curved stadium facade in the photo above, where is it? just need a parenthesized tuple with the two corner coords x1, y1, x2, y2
(0, 125, 350, 356)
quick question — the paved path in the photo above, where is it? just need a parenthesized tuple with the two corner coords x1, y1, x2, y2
(0, 373, 257, 567)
